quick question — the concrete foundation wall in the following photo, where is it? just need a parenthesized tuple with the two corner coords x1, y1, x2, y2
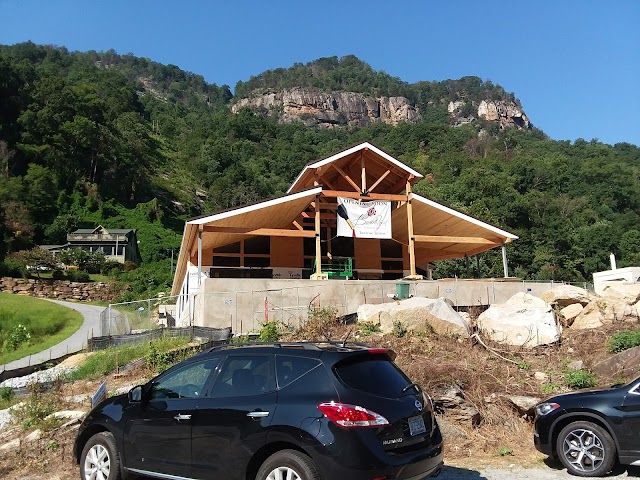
(192, 278, 563, 334)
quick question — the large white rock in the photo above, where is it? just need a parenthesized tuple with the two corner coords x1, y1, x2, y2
(571, 301, 605, 329)
(540, 285, 592, 307)
(477, 293, 560, 347)
(601, 284, 640, 305)
(560, 303, 584, 326)
(357, 297, 469, 337)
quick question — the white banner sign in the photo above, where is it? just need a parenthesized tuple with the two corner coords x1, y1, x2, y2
(336, 197, 392, 239)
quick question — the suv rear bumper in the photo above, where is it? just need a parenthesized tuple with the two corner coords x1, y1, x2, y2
(311, 425, 444, 480)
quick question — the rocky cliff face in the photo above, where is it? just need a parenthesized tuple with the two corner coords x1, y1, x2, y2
(448, 99, 531, 130)
(231, 88, 421, 127)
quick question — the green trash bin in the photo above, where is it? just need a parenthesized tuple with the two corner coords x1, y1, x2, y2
(396, 281, 410, 299)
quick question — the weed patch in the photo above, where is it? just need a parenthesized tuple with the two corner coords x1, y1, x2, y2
(608, 329, 640, 353)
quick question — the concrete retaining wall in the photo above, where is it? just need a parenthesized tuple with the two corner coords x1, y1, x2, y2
(192, 278, 563, 333)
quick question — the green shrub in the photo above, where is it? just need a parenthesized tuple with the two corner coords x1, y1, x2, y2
(8, 324, 31, 350)
(259, 321, 280, 342)
(564, 369, 596, 389)
(0, 386, 14, 402)
(51, 269, 65, 280)
(608, 330, 640, 353)
(359, 321, 381, 336)
(392, 320, 407, 338)
(67, 269, 90, 282)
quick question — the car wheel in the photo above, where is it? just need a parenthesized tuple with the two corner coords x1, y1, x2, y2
(556, 421, 616, 477)
(80, 432, 123, 480)
(256, 449, 321, 480)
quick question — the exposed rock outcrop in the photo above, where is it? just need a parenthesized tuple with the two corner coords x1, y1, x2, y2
(448, 99, 531, 130)
(540, 285, 593, 307)
(232, 88, 421, 128)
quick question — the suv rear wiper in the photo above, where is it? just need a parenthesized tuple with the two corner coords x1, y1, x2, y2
(401, 383, 421, 394)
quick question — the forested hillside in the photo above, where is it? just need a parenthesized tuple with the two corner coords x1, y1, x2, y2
(0, 43, 638, 299)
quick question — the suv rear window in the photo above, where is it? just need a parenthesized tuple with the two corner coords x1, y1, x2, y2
(335, 357, 412, 398)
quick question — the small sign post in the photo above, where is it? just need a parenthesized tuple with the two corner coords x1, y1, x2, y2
(92, 380, 107, 408)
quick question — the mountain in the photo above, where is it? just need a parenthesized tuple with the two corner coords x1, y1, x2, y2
(0, 43, 639, 299)
(231, 56, 531, 130)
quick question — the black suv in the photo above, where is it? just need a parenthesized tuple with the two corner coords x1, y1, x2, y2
(74, 342, 443, 480)
(534, 375, 640, 477)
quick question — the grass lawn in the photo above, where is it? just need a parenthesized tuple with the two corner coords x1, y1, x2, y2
(0, 292, 83, 365)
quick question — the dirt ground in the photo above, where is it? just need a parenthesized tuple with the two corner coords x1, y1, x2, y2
(1, 322, 637, 480)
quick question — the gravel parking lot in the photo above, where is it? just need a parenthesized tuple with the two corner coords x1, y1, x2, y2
(440, 463, 640, 479)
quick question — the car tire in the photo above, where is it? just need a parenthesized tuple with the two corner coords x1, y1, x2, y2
(80, 431, 123, 480)
(556, 421, 616, 477)
(256, 449, 321, 480)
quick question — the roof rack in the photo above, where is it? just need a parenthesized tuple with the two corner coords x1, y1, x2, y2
(206, 340, 373, 353)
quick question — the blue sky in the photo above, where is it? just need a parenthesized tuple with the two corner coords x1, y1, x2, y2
(2, 0, 638, 146)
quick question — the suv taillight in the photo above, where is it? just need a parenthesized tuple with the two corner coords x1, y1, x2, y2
(318, 402, 389, 428)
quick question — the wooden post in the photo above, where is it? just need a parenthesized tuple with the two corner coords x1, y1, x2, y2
(197, 226, 203, 287)
(361, 153, 367, 193)
(315, 194, 321, 275)
(406, 179, 417, 277)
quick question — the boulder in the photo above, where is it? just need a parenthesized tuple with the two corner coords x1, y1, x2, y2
(432, 385, 481, 426)
(534, 371, 548, 382)
(571, 301, 605, 330)
(559, 303, 584, 326)
(357, 297, 469, 337)
(24, 429, 42, 443)
(539, 285, 592, 307)
(0, 438, 20, 451)
(567, 360, 584, 371)
(45, 410, 86, 421)
(601, 284, 640, 305)
(436, 415, 467, 441)
(602, 299, 639, 324)
(506, 395, 542, 416)
(477, 293, 560, 347)
(593, 346, 640, 378)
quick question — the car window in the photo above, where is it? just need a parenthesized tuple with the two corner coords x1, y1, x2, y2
(150, 358, 219, 400)
(334, 356, 413, 398)
(276, 355, 321, 389)
(211, 355, 276, 397)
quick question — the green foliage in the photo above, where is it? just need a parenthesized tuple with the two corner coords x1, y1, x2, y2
(0, 386, 14, 402)
(59, 247, 106, 273)
(8, 248, 58, 277)
(258, 321, 281, 342)
(608, 330, 640, 353)
(564, 369, 597, 390)
(67, 336, 190, 380)
(392, 320, 408, 338)
(0, 292, 83, 364)
(8, 323, 31, 350)
(10, 383, 59, 431)
(498, 447, 513, 456)
(540, 382, 560, 395)
(359, 321, 381, 336)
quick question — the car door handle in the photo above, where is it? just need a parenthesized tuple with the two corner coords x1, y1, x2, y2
(174, 414, 192, 421)
(247, 411, 270, 418)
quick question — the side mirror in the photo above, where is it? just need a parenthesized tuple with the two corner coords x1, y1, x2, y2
(129, 385, 143, 403)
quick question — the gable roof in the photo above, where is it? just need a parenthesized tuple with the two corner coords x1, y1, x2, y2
(287, 142, 423, 194)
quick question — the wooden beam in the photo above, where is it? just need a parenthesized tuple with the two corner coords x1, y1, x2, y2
(361, 152, 367, 193)
(413, 235, 500, 245)
(389, 175, 409, 195)
(203, 226, 315, 238)
(315, 194, 321, 275)
(406, 180, 416, 277)
(301, 212, 335, 219)
(368, 169, 391, 194)
(322, 177, 338, 191)
(321, 190, 406, 201)
(292, 220, 303, 231)
(331, 163, 361, 193)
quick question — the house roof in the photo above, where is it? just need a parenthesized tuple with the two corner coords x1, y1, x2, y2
(287, 142, 423, 194)
(172, 187, 323, 294)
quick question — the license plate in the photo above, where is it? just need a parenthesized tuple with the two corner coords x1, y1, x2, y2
(408, 415, 426, 436)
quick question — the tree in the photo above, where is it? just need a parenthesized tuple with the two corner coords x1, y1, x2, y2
(10, 247, 59, 278)
(58, 247, 106, 273)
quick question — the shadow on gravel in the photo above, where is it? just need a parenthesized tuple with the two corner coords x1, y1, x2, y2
(543, 457, 640, 477)
(438, 466, 488, 479)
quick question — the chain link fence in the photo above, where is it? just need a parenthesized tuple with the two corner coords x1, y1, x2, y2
(99, 295, 186, 336)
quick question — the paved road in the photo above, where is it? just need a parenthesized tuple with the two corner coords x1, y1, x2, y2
(441, 462, 640, 479)
(0, 299, 104, 372)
